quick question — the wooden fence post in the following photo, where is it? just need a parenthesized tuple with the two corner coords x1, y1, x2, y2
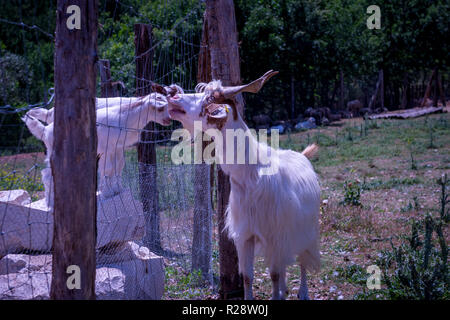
(134, 23, 161, 253)
(50, 0, 98, 299)
(99, 59, 113, 98)
(99, 59, 125, 97)
(205, 0, 244, 299)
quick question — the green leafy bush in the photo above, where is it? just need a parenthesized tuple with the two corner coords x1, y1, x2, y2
(0, 168, 44, 194)
(377, 175, 449, 300)
(341, 179, 362, 206)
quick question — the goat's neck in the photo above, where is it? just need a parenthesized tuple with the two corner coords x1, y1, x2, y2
(120, 97, 155, 130)
(218, 115, 262, 180)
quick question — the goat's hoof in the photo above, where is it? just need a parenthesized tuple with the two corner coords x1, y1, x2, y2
(297, 293, 310, 300)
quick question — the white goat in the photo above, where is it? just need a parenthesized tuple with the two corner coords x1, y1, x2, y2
(22, 90, 172, 203)
(165, 71, 321, 300)
(21, 115, 54, 210)
(27, 84, 183, 125)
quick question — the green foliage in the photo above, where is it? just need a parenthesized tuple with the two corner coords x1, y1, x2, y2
(334, 264, 367, 286)
(164, 266, 213, 299)
(362, 177, 423, 191)
(0, 167, 44, 194)
(0, 52, 33, 105)
(341, 178, 362, 206)
(377, 176, 449, 300)
(98, 0, 204, 92)
(1, 0, 449, 150)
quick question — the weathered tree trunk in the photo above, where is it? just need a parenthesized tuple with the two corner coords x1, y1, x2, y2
(400, 74, 408, 110)
(99, 59, 114, 98)
(421, 68, 437, 107)
(339, 69, 344, 110)
(369, 69, 383, 110)
(134, 24, 161, 253)
(437, 70, 447, 107)
(192, 14, 212, 280)
(380, 69, 384, 109)
(50, 0, 98, 300)
(291, 75, 295, 118)
(205, 0, 244, 299)
(321, 78, 329, 108)
(99, 59, 124, 97)
(433, 69, 439, 107)
(330, 78, 338, 111)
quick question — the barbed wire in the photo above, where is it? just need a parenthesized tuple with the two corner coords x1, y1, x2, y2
(0, 18, 54, 39)
(0, 88, 54, 115)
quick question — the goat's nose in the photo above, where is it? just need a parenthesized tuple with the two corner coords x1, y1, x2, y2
(170, 95, 180, 100)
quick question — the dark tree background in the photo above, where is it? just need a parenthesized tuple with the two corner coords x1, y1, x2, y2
(1, 0, 449, 149)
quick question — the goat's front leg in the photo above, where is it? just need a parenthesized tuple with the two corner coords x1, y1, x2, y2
(279, 267, 288, 299)
(238, 236, 255, 300)
(41, 166, 53, 211)
(269, 263, 286, 299)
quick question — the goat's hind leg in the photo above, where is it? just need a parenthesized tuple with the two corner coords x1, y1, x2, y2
(279, 267, 288, 299)
(297, 264, 310, 300)
(269, 265, 284, 300)
(238, 236, 255, 300)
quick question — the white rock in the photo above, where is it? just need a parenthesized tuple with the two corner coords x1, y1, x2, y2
(0, 190, 145, 256)
(28, 198, 48, 211)
(0, 201, 53, 256)
(97, 191, 145, 248)
(0, 241, 164, 300)
(0, 190, 31, 206)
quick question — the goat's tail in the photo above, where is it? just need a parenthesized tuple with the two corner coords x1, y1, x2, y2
(301, 143, 319, 159)
(21, 114, 46, 141)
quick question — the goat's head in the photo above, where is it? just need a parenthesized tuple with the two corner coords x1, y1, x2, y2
(138, 85, 184, 126)
(161, 70, 278, 134)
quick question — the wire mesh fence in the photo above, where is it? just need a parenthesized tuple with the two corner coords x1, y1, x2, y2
(0, 0, 217, 300)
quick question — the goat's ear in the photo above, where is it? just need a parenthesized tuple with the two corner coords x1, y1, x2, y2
(206, 104, 228, 122)
(165, 84, 184, 96)
(209, 107, 227, 119)
(152, 83, 168, 96)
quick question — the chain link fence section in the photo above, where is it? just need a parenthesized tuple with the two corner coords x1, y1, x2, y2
(1, 0, 215, 300)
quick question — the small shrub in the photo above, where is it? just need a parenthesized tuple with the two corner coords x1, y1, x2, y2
(341, 179, 362, 206)
(427, 125, 436, 149)
(0, 168, 44, 194)
(335, 264, 367, 286)
(164, 266, 213, 299)
(376, 176, 449, 300)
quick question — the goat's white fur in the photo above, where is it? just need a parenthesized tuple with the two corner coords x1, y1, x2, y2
(22, 93, 170, 202)
(168, 79, 321, 300)
(21, 115, 54, 210)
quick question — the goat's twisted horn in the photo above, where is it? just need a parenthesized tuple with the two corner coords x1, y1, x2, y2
(195, 82, 208, 93)
(221, 70, 279, 98)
